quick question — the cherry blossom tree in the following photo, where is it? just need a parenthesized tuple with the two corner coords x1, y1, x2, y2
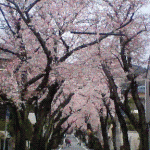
(71, 0, 150, 149)
(58, 0, 150, 149)
(0, 0, 111, 149)
(98, 1, 150, 149)
(0, 0, 150, 150)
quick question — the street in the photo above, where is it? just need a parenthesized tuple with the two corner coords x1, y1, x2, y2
(59, 134, 88, 150)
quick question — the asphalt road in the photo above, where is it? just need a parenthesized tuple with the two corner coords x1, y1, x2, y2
(59, 134, 88, 150)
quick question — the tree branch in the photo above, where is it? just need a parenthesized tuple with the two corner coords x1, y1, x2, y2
(116, 12, 134, 30)
(7, 0, 53, 65)
(59, 31, 69, 53)
(123, 5, 132, 23)
(25, 0, 41, 13)
(58, 14, 136, 64)
(0, 3, 16, 10)
(71, 31, 125, 36)
(0, 6, 16, 35)
(103, 0, 119, 20)
(120, 84, 139, 130)
(24, 73, 45, 88)
(112, 53, 124, 69)
(121, 28, 146, 72)
(6, 0, 28, 22)
(0, 47, 20, 57)
(58, 34, 108, 63)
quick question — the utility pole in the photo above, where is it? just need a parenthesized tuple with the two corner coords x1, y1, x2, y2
(145, 56, 150, 149)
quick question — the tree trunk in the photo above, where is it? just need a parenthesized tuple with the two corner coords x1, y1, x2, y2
(102, 63, 130, 150)
(15, 131, 20, 150)
(139, 128, 148, 150)
(138, 119, 149, 150)
(115, 104, 130, 150)
(19, 129, 26, 150)
(100, 116, 110, 150)
(14, 125, 26, 150)
(30, 123, 45, 150)
(131, 80, 149, 150)
(112, 122, 117, 150)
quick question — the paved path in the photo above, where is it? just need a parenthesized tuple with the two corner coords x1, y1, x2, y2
(59, 134, 88, 150)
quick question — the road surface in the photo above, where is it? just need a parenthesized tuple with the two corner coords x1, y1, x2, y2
(59, 134, 88, 150)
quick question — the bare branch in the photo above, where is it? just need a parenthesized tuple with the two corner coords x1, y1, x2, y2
(0, 7, 16, 35)
(0, 47, 19, 57)
(6, 0, 52, 63)
(59, 35, 69, 53)
(28, 25, 51, 60)
(13, 61, 24, 73)
(6, 0, 27, 22)
(112, 53, 124, 69)
(116, 12, 134, 30)
(121, 29, 146, 72)
(124, 29, 146, 46)
(25, 0, 41, 13)
(103, 0, 119, 19)
(71, 31, 125, 36)
(0, 3, 16, 10)
(123, 5, 132, 23)
(24, 0, 41, 22)
(24, 73, 45, 87)
(52, 93, 74, 117)
(0, 7, 15, 35)
(58, 34, 108, 63)
(58, 13, 135, 63)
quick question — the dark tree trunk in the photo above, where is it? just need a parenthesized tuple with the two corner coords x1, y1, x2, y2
(100, 116, 110, 150)
(102, 63, 130, 150)
(115, 103, 130, 150)
(131, 80, 149, 150)
(30, 120, 45, 150)
(112, 121, 117, 150)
